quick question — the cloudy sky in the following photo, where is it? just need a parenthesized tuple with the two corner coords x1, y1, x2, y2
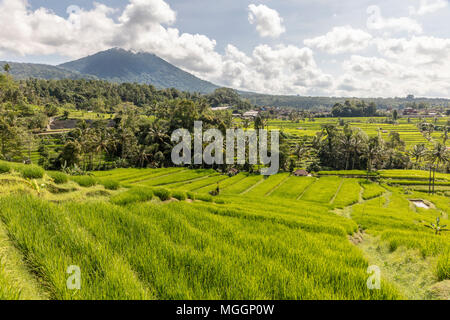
(0, 0, 449, 98)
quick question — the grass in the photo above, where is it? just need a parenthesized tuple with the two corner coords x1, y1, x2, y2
(0, 164, 448, 300)
(47, 171, 68, 184)
(332, 179, 361, 208)
(0, 162, 11, 174)
(70, 175, 97, 187)
(110, 187, 153, 206)
(361, 182, 386, 200)
(269, 176, 315, 199)
(301, 176, 343, 203)
(98, 179, 120, 190)
(19, 165, 44, 179)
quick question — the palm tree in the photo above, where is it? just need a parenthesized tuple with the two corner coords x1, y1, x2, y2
(364, 135, 384, 180)
(426, 143, 449, 194)
(409, 144, 427, 168)
(294, 143, 308, 166)
(339, 125, 354, 170)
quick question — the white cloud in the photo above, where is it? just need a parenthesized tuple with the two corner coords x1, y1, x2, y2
(410, 0, 448, 15)
(0, 0, 221, 74)
(336, 36, 450, 97)
(304, 26, 373, 54)
(218, 44, 332, 95)
(248, 4, 286, 38)
(1, 0, 450, 98)
(366, 5, 423, 34)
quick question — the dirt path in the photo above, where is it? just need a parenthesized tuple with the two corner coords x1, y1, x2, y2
(337, 190, 447, 300)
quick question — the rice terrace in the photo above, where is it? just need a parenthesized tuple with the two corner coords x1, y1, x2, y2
(0, 0, 450, 306)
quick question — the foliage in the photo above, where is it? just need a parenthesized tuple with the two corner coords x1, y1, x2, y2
(0, 162, 10, 174)
(70, 175, 97, 187)
(152, 188, 172, 201)
(19, 165, 44, 179)
(110, 187, 153, 206)
(99, 179, 120, 190)
(47, 171, 68, 184)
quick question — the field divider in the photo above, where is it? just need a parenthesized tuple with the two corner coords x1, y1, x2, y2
(266, 174, 290, 196)
(296, 178, 317, 200)
(162, 175, 213, 188)
(190, 175, 230, 192)
(329, 179, 345, 205)
(240, 177, 265, 195)
(124, 169, 187, 184)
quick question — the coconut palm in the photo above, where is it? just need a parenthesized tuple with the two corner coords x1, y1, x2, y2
(409, 144, 427, 168)
(426, 143, 450, 194)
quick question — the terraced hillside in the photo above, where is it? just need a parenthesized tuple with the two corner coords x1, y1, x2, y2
(0, 161, 449, 300)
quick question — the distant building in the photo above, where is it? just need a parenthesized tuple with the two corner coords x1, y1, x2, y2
(243, 110, 259, 118)
(293, 169, 310, 177)
(403, 107, 418, 116)
(211, 106, 230, 111)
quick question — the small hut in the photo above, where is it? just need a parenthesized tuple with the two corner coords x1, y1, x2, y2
(293, 169, 309, 177)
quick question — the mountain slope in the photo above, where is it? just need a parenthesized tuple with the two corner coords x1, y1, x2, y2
(59, 48, 218, 93)
(0, 61, 94, 80)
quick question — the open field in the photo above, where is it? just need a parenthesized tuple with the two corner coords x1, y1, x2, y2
(0, 161, 449, 300)
(268, 117, 450, 149)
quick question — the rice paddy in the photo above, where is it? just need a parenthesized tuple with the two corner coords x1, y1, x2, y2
(0, 161, 448, 300)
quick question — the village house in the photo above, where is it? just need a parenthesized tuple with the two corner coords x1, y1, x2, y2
(243, 110, 260, 118)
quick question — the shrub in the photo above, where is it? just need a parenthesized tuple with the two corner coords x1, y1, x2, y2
(48, 171, 68, 184)
(20, 165, 44, 179)
(153, 188, 172, 201)
(110, 187, 153, 206)
(70, 175, 97, 187)
(0, 162, 10, 174)
(187, 192, 196, 201)
(100, 179, 120, 190)
(172, 190, 187, 201)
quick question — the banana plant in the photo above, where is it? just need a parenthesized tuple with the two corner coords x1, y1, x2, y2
(425, 217, 449, 235)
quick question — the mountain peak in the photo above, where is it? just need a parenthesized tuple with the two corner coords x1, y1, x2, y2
(58, 48, 218, 93)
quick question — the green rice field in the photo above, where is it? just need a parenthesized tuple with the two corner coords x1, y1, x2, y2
(0, 161, 449, 300)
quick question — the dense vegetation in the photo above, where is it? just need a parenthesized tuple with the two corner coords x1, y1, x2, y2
(242, 92, 450, 110)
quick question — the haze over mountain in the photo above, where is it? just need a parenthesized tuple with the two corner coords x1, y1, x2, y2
(1, 48, 219, 93)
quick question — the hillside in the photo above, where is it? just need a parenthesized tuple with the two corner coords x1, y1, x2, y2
(0, 61, 94, 81)
(59, 48, 218, 93)
(242, 92, 450, 109)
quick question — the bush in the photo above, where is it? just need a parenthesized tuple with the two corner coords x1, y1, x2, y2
(187, 192, 196, 201)
(100, 179, 120, 190)
(48, 171, 68, 184)
(153, 188, 172, 201)
(20, 165, 44, 179)
(172, 190, 187, 201)
(0, 162, 10, 174)
(70, 175, 97, 187)
(110, 187, 153, 206)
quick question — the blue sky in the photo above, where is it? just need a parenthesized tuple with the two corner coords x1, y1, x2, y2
(1, 0, 450, 97)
